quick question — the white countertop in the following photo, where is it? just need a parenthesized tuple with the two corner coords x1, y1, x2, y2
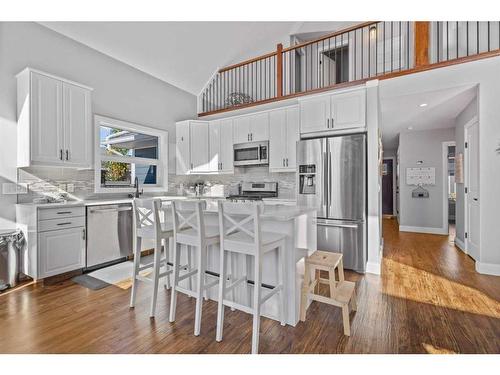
(205, 205, 315, 221)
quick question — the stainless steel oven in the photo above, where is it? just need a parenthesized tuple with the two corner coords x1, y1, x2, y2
(233, 141, 269, 167)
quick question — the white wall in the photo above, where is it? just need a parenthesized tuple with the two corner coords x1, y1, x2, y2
(0, 22, 197, 228)
(379, 55, 500, 275)
(398, 128, 455, 233)
(454, 95, 478, 245)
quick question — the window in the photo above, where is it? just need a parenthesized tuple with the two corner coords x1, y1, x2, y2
(94, 115, 167, 193)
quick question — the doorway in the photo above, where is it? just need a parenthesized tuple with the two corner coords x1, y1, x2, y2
(445, 143, 457, 240)
(382, 157, 395, 216)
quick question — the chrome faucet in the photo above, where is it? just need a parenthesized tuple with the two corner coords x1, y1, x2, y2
(130, 177, 143, 198)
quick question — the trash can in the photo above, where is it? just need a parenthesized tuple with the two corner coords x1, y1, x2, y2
(0, 230, 25, 291)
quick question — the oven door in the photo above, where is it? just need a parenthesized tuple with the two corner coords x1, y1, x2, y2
(234, 143, 261, 166)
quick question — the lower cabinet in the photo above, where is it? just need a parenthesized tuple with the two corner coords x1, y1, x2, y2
(38, 226, 86, 279)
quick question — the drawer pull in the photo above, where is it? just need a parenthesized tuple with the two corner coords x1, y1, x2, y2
(57, 222, 72, 226)
(57, 211, 72, 214)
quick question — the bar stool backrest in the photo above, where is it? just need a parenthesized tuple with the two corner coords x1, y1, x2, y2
(171, 200, 207, 241)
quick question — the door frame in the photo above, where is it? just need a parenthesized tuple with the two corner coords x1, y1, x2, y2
(382, 156, 397, 216)
(464, 117, 480, 256)
(442, 141, 456, 236)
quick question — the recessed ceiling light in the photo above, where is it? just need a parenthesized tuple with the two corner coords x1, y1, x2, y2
(407, 126, 414, 130)
(419, 103, 428, 107)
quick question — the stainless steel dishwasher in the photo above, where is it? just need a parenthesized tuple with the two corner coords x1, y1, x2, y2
(86, 203, 133, 270)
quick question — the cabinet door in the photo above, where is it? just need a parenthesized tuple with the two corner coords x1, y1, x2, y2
(208, 121, 220, 172)
(269, 109, 287, 171)
(176, 122, 191, 175)
(233, 116, 251, 144)
(190, 121, 210, 173)
(299, 95, 330, 134)
(285, 106, 299, 170)
(30, 72, 65, 165)
(331, 90, 366, 129)
(62, 82, 92, 167)
(219, 119, 234, 173)
(38, 227, 85, 279)
(249, 112, 269, 141)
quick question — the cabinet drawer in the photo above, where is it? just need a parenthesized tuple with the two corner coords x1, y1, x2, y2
(38, 206, 85, 221)
(38, 216, 85, 232)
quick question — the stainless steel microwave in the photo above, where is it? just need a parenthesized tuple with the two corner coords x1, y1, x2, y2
(233, 141, 269, 167)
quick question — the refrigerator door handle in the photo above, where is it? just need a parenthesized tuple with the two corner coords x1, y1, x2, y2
(323, 150, 328, 211)
(316, 219, 359, 229)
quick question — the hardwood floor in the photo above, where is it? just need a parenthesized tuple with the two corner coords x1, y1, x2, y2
(1, 218, 499, 354)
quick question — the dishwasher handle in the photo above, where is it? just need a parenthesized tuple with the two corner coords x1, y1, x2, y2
(88, 206, 132, 214)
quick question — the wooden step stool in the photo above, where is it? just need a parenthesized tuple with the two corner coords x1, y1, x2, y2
(300, 251, 357, 336)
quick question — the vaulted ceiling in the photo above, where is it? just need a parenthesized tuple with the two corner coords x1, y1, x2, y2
(39, 22, 357, 95)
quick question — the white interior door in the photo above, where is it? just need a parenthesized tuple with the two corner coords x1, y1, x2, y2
(465, 121, 480, 260)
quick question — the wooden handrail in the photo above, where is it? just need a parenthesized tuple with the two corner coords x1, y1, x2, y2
(218, 51, 278, 73)
(282, 21, 377, 52)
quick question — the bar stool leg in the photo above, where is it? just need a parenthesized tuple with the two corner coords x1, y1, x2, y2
(169, 242, 181, 323)
(164, 237, 173, 290)
(194, 244, 207, 336)
(300, 259, 311, 322)
(216, 248, 227, 342)
(150, 238, 162, 318)
(278, 243, 286, 326)
(130, 236, 142, 308)
(229, 252, 236, 311)
(251, 253, 262, 354)
(187, 245, 193, 292)
(245, 254, 252, 307)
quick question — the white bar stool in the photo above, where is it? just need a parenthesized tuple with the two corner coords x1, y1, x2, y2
(129, 198, 175, 317)
(169, 200, 220, 336)
(216, 201, 286, 354)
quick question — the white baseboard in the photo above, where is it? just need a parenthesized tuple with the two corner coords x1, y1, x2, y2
(366, 261, 381, 275)
(399, 225, 448, 235)
(476, 262, 500, 276)
(454, 237, 466, 252)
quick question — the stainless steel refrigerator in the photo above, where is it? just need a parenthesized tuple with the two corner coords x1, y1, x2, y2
(297, 134, 366, 272)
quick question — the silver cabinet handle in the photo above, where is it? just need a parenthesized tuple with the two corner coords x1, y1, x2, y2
(57, 222, 72, 226)
(331, 118, 334, 128)
(251, 133, 253, 141)
(60, 149, 63, 160)
(65, 150, 69, 160)
(286, 158, 288, 167)
(82, 228, 86, 240)
(327, 118, 329, 128)
(57, 211, 72, 215)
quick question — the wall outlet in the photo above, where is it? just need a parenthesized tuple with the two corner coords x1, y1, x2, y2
(66, 183, 75, 193)
(2, 183, 28, 195)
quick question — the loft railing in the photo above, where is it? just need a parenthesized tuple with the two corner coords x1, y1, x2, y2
(199, 21, 500, 116)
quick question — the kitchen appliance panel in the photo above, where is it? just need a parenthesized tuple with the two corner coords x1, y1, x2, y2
(316, 218, 365, 273)
(297, 138, 326, 218)
(86, 204, 133, 269)
(233, 141, 269, 166)
(328, 134, 366, 221)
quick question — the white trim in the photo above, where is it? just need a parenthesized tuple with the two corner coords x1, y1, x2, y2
(16, 67, 94, 91)
(454, 237, 466, 252)
(476, 262, 500, 276)
(93, 114, 168, 194)
(366, 261, 381, 275)
(383, 156, 397, 216)
(399, 225, 448, 235)
(442, 141, 456, 236)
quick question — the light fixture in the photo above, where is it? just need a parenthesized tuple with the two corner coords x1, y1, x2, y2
(419, 103, 428, 107)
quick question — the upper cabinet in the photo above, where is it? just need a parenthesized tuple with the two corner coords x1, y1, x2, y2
(299, 89, 366, 134)
(209, 119, 234, 174)
(176, 120, 211, 175)
(17, 68, 93, 168)
(269, 106, 299, 172)
(233, 112, 269, 144)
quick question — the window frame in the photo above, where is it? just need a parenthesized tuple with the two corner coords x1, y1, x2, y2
(94, 114, 168, 193)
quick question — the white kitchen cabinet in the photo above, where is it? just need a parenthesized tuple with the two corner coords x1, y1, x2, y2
(209, 119, 234, 173)
(176, 121, 191, 175)
(233, 116, 251, 144)
(233, 112, 269, 143)
(16, 68, 93, 168)
(190, 121, 210, 173)
(269, 106, 299, 172)
(176, 120, 210, 175)
(38, 226, 86, 279)
(331, 89, 366, 130)
(299, 88, 366, 134)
